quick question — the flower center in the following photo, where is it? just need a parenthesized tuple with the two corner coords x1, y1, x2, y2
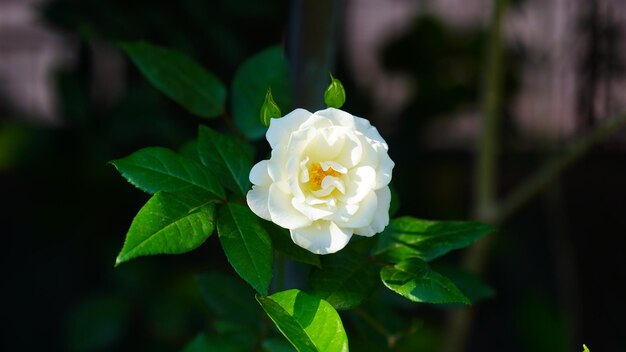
(309, 162, 341, 190)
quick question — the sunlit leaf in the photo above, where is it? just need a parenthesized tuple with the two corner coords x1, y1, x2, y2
(372, 217, 494, 263)
(116, 191, 216, 265)
(433, 265, 495, 303)
(256, 289, 348, 352)
(110, 147, 225, 200)
(381, 257, 470, 304)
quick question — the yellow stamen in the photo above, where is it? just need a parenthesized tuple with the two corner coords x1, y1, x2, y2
(309, 162, 340, 190)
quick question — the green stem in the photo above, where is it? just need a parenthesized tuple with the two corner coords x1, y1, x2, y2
(474, 0, 508, 222)
(352, 307, 397, 349)
(220, 112, 246, 141)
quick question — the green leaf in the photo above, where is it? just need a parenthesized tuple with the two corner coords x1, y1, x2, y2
(178, 139, 201, 163)
(263, 222, 320, 268)
(120, 41, 226, 118)
(110, 147, 226, 199)
(583, 344, 590, 352)
(380, 257, 470, 304)
(256, 289, 349, 352)
(433, 265, 495, 303)
(195, 271, 262, 326)
(232, 46, 292, 140)
(116, 191, 216, 265)
(323, 73, 346, 109)
(217, 203, 273, 295)
(372, 217, 494, 263)
(197, 126, 253, 197)
(181, 332, 255, 352)
(309, 249, 379, 310)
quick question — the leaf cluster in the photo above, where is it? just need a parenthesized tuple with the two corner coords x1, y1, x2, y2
(111, 41, 496, 351)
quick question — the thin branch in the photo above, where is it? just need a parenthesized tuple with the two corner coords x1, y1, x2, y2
(474, 0, 508, 222)
(220, 111, 246, 141)
(495, 110, 626, 224)
(353, 307, 391, 337)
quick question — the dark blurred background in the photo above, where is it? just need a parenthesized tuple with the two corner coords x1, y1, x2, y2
(1, 0, 625, 351)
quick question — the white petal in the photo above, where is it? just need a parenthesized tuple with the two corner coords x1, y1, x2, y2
(325, 201, 358, 223)
(299, 113, 334, 130)
(303, 126, 346, 161)
(354, 186, 391, 237)
(290, 220, 353, 254)
(344, 190, 378, 228)
(268, 182, 312, 229)
(320, 161, 347, 174)
(299, 157, 310, 183)
(311, 176, 345, 197)
(267, 148, 287, 181)
(354, 116, 387, 147)
(314, 108, 356, 127)
(375, 148, 394, 189)
(292, 198, 333, 221)
(357, 136, 380, 169)
(246, 186, 271, 221)
(322, 176, 345, 194)
(317, 108, 387, 146)
(334, 130, 362, 168)
(267, 108, 311, 148)
(249, 160, 271, 186)
(342, 166, 376, 204)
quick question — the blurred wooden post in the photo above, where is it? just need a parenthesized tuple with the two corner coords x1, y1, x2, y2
(444, 0, 508, 351)
(287, 0, 344, 110)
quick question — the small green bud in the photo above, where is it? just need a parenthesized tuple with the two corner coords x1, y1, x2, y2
(324, 73, 346, 109)
(260, 87, 282, 127)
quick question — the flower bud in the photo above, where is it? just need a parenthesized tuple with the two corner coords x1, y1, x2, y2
(260, 87, 282, 127)
(324, 73, 346, 109)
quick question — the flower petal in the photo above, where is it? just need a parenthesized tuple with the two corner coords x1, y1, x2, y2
(342, 166, 376, 204)
(354, 186, 391, 237)
(375, 147, 394, 189)
(290, 220, 353, 254)
(333, 130, 362, 168)
(292, 198, 334, 221)
(303, 126, 346, 161)
(246, 186, 272, 221)
(268, 181, 312, 229)
(249, 160, 271, 186)
(354, 117, 387, 148)
(315, 107, 355, 127)
(339, 190, 378, 228)
(266, 108, 311, 148)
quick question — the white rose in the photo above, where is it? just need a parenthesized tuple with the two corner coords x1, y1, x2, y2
(246, 108, 394, 254)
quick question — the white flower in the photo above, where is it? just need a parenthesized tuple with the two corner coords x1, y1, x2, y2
(246, 108, 394, 254)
